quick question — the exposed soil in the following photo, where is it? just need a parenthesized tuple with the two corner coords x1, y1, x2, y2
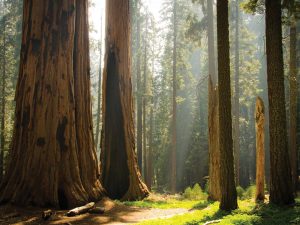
(0, 198, 189, 225)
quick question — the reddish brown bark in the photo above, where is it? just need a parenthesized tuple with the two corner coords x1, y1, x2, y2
(207, 0, 221, 201)
(255, 97, 265, 202)
(0, 0, 104, 209)
(100, 0, 149, 201)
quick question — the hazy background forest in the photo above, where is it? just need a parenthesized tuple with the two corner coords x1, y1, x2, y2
(0, 0, 299, 193)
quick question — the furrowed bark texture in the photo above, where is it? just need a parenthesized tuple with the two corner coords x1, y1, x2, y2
(265, 0, 295, 205)
(101, 0, 149, 201)
(0, 0, 104, 209)
(217, 0, 238, 211)
(207, 0, 221, 201)
(255, 97, 265, 202)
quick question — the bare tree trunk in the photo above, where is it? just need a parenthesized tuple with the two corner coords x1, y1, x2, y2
(255, 97, 265, 202)
(101, 0, 149, 201)
(207, 0, 221, 201)
(217, 0, 238, 211)
(289, 19, 298, 193)
(0, 0, 104, 208)
(170, 0, 177, 194)
(233, 0, 240, 186)
(95, 16, 103, 153)
(265, 0, 294, 205)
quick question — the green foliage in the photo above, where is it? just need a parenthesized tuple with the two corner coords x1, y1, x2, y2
(183, 183, 208, 200)
(0, 0, 23, 170)
(243, 185, 256, 200)
(122, 198, 202, 209)
(236, 185, 256, 200)
(236, 186, 245, 199)
(136, 198, 300, 225)
(240, 0, 264, 15)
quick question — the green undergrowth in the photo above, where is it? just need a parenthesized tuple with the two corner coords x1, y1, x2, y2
(121, 197, 207, 209)
(133, 197, 300, 225)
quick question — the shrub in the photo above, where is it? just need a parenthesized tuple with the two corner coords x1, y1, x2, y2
(183, 183, 208, 200)
(236, 186, 245, 199)
(243, 185, 256, 200)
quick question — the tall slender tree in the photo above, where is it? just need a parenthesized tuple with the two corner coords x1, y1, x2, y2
(170, 0, 178, 194)
(0, 0, 104, 208)
(143, 13, 149, 180)
(233, 0, 240, 185)
(136, 0, 143, 173)
(207, 0, 221, 201)
(217, 0, 238, 211)
(289, 16, 298, 193)
(101, 0, 149, 201)
(95, 16, 103, 152)
(265, 0, 295, 205)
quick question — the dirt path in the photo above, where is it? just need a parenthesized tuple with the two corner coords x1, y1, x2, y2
(0, 198, 190, 225)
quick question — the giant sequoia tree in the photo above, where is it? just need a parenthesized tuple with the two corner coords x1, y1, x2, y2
(0, 0, 104, 208)
(265, 0, 295, 205)
(217, 0, 238, 211)
(101, 0, 149, 201)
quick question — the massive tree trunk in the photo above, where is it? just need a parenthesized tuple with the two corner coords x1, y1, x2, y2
(289, 19, 298, 193)
(95, 16, 103, 152)
(207, 0, 221, 201)
(233, 0, 240, 186)
(0, 0, 104, 209)
(136, 0, 143, 173)
(265, 0, 294, 205)
(101, 0, 149, 201)
(217, 0, 238, 211)
(255, 97, 265, 202)
(170, 0, 178, 194)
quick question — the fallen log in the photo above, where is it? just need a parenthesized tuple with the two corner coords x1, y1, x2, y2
(203, 220, 221, 225)
(88, 207, 105, 214)
(66, 202, 95, 217)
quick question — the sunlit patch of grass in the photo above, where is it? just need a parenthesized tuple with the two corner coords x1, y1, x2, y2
(138, 202, 221, 225)
(121, 198, 206, 209)
(135, 197, 300, 225)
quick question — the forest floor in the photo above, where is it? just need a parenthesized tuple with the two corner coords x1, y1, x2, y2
(0, 194, 299, 225)
(0, 195, 192, 225)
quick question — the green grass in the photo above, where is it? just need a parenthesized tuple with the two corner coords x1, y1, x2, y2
(121, 198, 208, 209)
(133, 197, 300, 225)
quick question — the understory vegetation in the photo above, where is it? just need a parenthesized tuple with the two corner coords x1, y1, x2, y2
(123, 192, 300, 225)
